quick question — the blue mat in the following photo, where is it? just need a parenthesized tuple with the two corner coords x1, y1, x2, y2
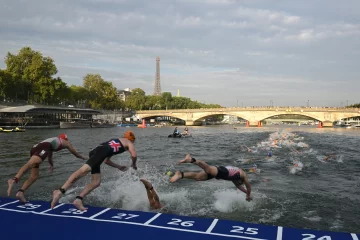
(0, 197, 358, 240)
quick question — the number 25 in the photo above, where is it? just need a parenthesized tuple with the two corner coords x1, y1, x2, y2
(230, 226, 258, 235)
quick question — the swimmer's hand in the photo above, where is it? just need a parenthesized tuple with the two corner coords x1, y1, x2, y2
(117, 166, 128, 172)
(81, 156, 88, 160)
(131, 163, 137, 170)
(48, 165, 54, 173)
(246, 195, 253, 202)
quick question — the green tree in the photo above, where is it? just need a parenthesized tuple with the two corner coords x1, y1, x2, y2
(0, 69, 17, 100)
(172, 96, 191, 109)
(125, 88, 147, 110)
(83, 73, 122, 110)
(4, 46, 60, 103)
(145, 95, 161, 110)
(160, 92, 173, 109)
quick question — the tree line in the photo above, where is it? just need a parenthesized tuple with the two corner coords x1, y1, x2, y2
(0, 47, 222, 110)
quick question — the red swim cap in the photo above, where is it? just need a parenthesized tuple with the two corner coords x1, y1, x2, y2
(123, 131, 135, 142)
(58, 133, 68, 141)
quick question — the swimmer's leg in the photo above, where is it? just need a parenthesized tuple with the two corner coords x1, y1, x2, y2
(170, 171, 208, 183)
(178, 154, 218, 177)
(8, 156, 41, 197)
(51, 164, 91, 209)
(140, 179, 156, 207)
(151, 187, 162, 208)
(16, 167, 40, 203)
(73, 173, 101, 211)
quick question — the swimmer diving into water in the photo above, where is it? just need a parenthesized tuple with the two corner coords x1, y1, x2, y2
(170, 154, 253, 202)
(7, 134, 87, 203)
(51, 131, 138, 211)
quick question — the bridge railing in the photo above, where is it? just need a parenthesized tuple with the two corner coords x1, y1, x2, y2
(136, 107, 360, 113)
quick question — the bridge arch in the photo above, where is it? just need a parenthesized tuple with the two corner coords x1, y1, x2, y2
(192, 112, 248, 122)
(258, 112, 322, 122)
(136, 114, 186, 122)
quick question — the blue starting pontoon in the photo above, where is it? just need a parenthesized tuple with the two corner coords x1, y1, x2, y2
(0, 197, 358, 240)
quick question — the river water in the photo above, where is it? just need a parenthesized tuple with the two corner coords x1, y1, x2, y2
(0, 125, 359, 234)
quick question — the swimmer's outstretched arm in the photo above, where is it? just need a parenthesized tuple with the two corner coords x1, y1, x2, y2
(48, 152, 54, 172)
(63, 141, 87, 160)
(243, 177, 252, 201)
(233, 177, 252, 201)
(104, 158, 128, 171)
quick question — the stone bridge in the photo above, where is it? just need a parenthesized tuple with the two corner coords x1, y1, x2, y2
(136, 107, 360, 127)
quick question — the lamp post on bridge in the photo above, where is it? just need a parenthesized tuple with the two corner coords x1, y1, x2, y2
(307, 100, 309, 108)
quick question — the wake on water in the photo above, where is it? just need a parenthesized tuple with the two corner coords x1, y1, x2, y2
(58, 129, 346, 224)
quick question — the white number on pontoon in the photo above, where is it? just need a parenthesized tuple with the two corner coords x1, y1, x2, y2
(61, 208, 87, 214)
(167, 218, 194, 227)
(17, 203, 42, 210)
(111, 213, 139, 220)
(302, 234, 331, 240)
(230, 226, 258, 235)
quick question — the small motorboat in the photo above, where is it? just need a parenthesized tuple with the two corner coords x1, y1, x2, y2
(168, 134, 182, 138)
(168, 133, 192, 138)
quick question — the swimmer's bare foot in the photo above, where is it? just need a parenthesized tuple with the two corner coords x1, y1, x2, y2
(170, 171, 182, 183)
(73, 198, 88, 211)
(178, 154, 192, 164)
(16, 191, 27, 203)
(140, 179, 153, 190)
(51, 190, 62, 209)
(7, 179, 15, 196)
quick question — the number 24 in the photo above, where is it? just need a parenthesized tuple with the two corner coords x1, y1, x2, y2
(231, 226, 258, 235)
(302, 234, 331, 240)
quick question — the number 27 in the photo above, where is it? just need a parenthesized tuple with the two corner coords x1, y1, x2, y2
(231, 226, 258, 235)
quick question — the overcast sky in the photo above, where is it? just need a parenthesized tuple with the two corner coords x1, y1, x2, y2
(0, 0, 359, 107)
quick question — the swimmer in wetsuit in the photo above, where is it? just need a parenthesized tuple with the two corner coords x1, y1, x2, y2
(7, 134, 87, 203)
(170, 154, 253, 202)
(51, 131, 137, 211)
(140, 179, 163, 210)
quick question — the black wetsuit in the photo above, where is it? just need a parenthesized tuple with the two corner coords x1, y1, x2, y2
(86, 138, 126, 174)
(207, 166, 243, 183)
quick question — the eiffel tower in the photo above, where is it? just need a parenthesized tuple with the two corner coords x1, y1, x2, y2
(153, 56, 161, 96)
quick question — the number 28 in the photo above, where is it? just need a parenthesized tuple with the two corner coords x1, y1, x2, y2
(231, 226, 258, 235)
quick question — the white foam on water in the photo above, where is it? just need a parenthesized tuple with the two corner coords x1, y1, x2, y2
(329, 214, 343, 231)
(302, 210, 322, 222)
(303, 216, 322, 222)
(258, 212, 282, 223)
(289, 160, 303, 174)
(336, 155, 344, 163)
(212, 189, 255, 213)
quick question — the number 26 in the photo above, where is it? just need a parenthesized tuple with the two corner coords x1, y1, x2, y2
(230, 226, 258, 235)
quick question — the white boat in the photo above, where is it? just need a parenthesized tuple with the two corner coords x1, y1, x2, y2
(60, 118, 91, 129)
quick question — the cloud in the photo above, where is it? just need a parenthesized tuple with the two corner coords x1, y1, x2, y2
(0, 0, 359, 107)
